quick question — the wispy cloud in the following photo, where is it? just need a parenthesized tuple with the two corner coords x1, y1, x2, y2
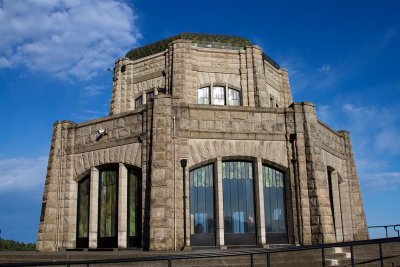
(362, 172, 400, 191)
(0, 156, 48, 193)
(83, 85, 105, 97)
(280, 57, 339, 91)
(317, 64, 331, 72)
(0, 0, 141, 80)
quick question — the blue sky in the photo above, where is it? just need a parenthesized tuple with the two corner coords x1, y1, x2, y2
(0, 0, 399, 243)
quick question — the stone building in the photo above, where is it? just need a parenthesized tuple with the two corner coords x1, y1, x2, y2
(37, 33, 368, 252)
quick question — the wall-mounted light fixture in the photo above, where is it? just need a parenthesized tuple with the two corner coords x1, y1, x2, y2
(96, 128, 107, 142)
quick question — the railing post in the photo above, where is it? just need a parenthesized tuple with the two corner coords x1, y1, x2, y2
(379, 242, 384, 267)
(267, 252, 271, 267)
(322, 247, 326, 267)
(385, 226, 388, 238)
(250, 253, 254, 267)
(350, 245, 355, 267)
(168, 256, 172, 267)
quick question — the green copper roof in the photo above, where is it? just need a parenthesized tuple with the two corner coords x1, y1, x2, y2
(125, 33, 280, 69)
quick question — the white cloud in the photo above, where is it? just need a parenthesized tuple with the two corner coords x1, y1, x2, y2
(0, 0, 141, 80)
(0, 156, 48, 193)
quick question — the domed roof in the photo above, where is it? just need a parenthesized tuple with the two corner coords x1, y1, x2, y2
(125, 33, 280, 69)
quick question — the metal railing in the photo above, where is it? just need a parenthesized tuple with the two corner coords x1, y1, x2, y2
(1, 237, 399, 267)
(369, 224, 400, 238)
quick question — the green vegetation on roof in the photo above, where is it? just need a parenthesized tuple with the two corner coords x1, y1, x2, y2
(125, 32, 280, 69)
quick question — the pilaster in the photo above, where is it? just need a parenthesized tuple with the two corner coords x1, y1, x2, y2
(118, 163, 128, 248)
(89, 167, 99, 248)
(215, 157, 225, 248)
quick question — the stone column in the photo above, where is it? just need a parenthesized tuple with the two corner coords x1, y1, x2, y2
(239, 49, 249, 106)
(295, 102, 336, 244)
(280, 69, 294, 107)
(89, 167, 99, 248)
(118, 163, 128, 248)
(340, 131, 369, 240)
(255, 158, 267, 246)
(37, 121, 63, 252)
(171, 39, 193, 102)
(252, 45, 269, 108)
(148, 95, 175, 250)
(292, 104, 312, 244)
(215, 157, 226, 248)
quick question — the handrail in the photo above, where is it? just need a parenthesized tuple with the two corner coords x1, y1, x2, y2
(1, 237, 399, 267)
(369, 224, 400, 238)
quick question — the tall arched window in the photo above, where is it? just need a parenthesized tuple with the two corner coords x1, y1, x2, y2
(197, 86, 241, 106)
(263, 166, 288, 244)
(98, 168, 118, 248)
(76, 175, 90, 248)
(189, 164, 215, 246)
(128, 168, 141, 247)
(223, 161, 256, 245)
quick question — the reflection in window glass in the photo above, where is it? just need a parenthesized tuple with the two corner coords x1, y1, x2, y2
(190, 164, 215, 235)
(228, 88, 240, 106)
(212, 86, 225, 105)
(197, 87, 210, 104)
(99, 170, 118, 237)
(223, 161, 255, 234)
(263, 166, 286, 234)
(135, 96, 143, 108)
(146, 91, 154, 100)
(77, 176, 90, 238)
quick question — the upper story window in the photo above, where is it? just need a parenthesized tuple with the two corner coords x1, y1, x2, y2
(135, 96, 143, 108)
(197, 85, 241, 106)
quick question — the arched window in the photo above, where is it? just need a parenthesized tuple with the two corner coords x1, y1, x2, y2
(227, 88, 240, 106)
(197, 86, 241, 106)
(189, 164, 215, 246)
(98, 168, 118, 248)
(223, 161, 256, 245)
(76, 175, 90, 248)
(263, 166, 288, 244)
